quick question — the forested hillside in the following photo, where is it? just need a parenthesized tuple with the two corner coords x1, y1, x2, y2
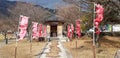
(0, 0, 52, 31)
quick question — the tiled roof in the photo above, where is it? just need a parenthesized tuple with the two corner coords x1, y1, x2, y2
(44, 15, 64, 22)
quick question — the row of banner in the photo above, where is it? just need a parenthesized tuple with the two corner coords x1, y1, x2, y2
(18, 15, 47, 41)
(18, 4, 104, 41)
(18, 15, 81, 41)
(67, 20, 81, 39)
(67, 4, 104, 38)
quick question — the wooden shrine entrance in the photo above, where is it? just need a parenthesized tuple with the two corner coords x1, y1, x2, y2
(44, 15, 65, 40)
(50, 25, 57, 37)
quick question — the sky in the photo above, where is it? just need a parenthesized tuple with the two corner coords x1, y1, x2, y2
(8, 0, 68, 9)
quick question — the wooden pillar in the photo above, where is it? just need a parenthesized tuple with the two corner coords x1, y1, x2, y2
(47, 25, 50, 41)
(57, 24, 63, 39)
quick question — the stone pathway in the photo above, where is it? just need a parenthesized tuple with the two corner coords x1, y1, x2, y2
(58, 41, 72, 58)
(38, 40, 72, 58)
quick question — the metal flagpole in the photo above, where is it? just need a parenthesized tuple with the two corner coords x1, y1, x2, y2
(93, 2, 96, 58)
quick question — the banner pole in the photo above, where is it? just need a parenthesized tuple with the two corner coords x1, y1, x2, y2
(30, 37, 32, 53)
(15, 39, 18, 58)
(93, 2, 96, 58)
(76, 37, 77, 49)
(30, 23, 32, 53)
(15, 15, 21, 58)
(15, 42, 17, 58)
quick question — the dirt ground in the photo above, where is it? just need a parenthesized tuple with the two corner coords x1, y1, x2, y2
(63, 35, 120, 58)
(0, 40, 46, 58)
(0, 36, 120, 58)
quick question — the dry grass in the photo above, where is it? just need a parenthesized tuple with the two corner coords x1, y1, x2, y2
(0, 34, 16, 41)
(0, 40, 47, 58)
(63, 35, 120, 58)
(0, 34, 4, 40)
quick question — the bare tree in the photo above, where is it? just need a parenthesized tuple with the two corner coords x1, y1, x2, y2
(56, 4, 93, 31)
(64, 0, 120, 24)
(56, 4, 81, 24)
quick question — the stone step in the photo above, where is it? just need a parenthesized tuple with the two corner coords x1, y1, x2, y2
(50, 37, 59, 40)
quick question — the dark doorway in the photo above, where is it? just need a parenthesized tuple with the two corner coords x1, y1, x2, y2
(50, 25, 57, 37)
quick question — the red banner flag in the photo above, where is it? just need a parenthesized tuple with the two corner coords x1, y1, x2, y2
(43, 25, 47, 37)
(19, 15, 29, 40)
(94, 4, 104, 35)
(67, 25, 71, 38)
(71, 24, 74, 38)
(38, 24, 43, 37)
(76, 20, 81, 38)
(32, 22, 38, 39)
